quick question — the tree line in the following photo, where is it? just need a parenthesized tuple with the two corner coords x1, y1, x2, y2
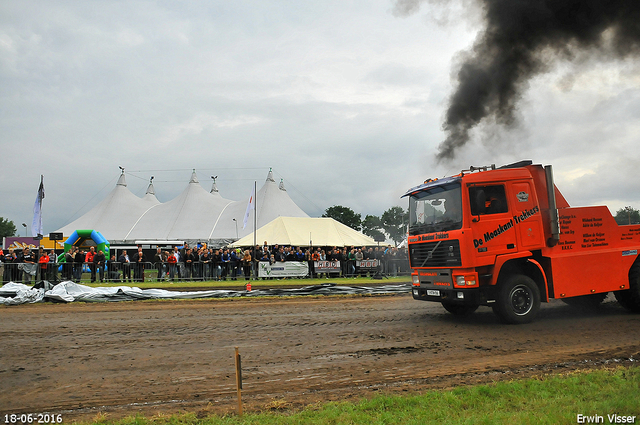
(322, 205, 408, 246)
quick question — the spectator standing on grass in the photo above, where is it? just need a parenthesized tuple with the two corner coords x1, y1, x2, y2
(241, 250, 252, 280)
(85, 247, 96, 282)
(200, 248, 210, 281)
(228, 249, 239, 280)
(107, 254, 121, 282)
(38, 249, 49, 282)
(211, 249, 220, 281)
(220, 249, 230, 280)
(119, 250, 131, 282)
(180, 243, 190, 276)
(167, 251, 177, 281)
(93, 250, 106, 282)
(74, 248, 84, 281)
(21, 248, 36, 284)
(172, 246, 181, 280)
(192, 246, 201, 280)
(64, 249, 73, 281)
(133, 247, 145, 282)
(154, 248, 164, 282)
(355, 248, 364, 277)
(47, 250, 58, 282)
(3, 249, 16, 283)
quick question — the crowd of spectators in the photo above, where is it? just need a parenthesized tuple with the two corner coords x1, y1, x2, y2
(144, 242, 409, 282)
(0, 242, 409, 285)
(1, 246, 59, 284)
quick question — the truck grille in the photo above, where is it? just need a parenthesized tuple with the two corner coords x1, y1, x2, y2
(409, 240, 461, 268)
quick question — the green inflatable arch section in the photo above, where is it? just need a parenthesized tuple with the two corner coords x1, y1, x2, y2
(61, 230, 110, 261)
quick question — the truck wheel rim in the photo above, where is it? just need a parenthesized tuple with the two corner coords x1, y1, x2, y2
(510, 285, 532, 316)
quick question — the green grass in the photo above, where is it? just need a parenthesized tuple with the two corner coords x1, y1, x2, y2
(80, 275, 410, 289)
(81, 366, 640, 425)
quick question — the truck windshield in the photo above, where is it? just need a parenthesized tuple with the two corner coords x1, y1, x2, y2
(408, 182, 462, 235)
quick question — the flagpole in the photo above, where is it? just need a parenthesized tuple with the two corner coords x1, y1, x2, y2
(253, 180, 257, 279)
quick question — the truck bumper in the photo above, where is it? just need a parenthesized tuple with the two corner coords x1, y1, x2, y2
(412, 286, 488, 305)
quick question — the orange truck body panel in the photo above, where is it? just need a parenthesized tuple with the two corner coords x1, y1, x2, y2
(406, 162, 640, 304)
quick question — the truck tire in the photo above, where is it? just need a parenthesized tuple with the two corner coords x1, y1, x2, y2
(492, 274, 541, 324)
(614, 262, 640, 313)
(441, 302, 479, 316)
(561, 293, 608, 310)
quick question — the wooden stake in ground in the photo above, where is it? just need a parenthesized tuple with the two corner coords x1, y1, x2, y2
(235, 346, 243, 415)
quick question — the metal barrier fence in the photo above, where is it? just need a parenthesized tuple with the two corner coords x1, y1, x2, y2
(1, 258, 411, 285)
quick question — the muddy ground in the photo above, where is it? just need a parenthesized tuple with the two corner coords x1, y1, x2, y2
(1, 291, 639, 423)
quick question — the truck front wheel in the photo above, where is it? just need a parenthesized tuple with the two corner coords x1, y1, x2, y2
(493, 274, 541, 324)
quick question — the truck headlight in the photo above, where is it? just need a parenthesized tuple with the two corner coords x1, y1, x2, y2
(412, 275, 420, 285)
(456, 275, 477, 286)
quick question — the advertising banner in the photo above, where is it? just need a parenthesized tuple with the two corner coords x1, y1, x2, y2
(357, 259, 379, 270)
(4, 237, 41, 251)
(314, 260, 341, 273)
(259, 261, 309, 278)
(3, 237, 62, 251)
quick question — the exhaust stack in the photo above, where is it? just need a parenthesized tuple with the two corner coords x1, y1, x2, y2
(545, 165, 560, 247)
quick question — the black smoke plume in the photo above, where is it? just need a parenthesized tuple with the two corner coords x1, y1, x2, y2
(396, 0, 640, 161)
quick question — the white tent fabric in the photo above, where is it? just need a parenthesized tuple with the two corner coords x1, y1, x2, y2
(123, 170, 236, 242)
(230, 216, 376, 247)
(55, 169, 309, 246)
(56, 172, 160, 242)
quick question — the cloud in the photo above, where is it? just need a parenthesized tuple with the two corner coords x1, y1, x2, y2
(1, 0, 638, 238)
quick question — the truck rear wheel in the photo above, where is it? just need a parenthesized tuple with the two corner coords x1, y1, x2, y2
(492, 274, 540, 324)
(614, 262, 640, 313)
(441, 302, 479, 316)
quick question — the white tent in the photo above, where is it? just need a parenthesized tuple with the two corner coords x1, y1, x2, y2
(55, 169, 310, 247)
(230, 216, 377, 248)
(56, 172, 160, 241)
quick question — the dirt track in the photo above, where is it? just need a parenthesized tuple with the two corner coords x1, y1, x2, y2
(1, 292, 639, 422)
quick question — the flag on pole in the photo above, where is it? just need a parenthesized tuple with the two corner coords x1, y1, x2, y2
(32, 175, 45, 238)
(242, 185, 255, 229)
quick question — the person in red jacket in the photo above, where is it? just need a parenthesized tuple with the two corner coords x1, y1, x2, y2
(85, 247, 96, 282)
(38, 250, 49, 282)
(167, 252, 177, 282)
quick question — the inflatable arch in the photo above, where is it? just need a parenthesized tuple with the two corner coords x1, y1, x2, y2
(62, 230, 110, 260)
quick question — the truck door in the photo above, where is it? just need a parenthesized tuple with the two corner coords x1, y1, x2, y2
(508, 181, 544, 248)
(468, 184, 518, 257)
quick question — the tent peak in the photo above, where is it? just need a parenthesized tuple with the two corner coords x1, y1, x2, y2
(117, 168, 127, 187)
(190, 169, 199, 184)
(266, 168, 275, 182)
(146, 176, 155, 195)
(210, 175, 219, 193)
(279, 179, 286, 191)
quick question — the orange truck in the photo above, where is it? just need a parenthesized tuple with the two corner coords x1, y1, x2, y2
(403, 160, 640, 323)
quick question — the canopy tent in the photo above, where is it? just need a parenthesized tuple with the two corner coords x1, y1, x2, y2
(55, 169, 310, 247)
(230, 216, 377, 248)
(56, 173, 160, 242)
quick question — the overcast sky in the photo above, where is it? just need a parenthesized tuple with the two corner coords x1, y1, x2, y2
(2, 0, 639, 236)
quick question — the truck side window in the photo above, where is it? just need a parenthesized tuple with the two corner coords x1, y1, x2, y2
(469, 185, 508, 215)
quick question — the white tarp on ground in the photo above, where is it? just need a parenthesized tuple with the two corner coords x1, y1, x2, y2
(0, 281, 410, 305)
